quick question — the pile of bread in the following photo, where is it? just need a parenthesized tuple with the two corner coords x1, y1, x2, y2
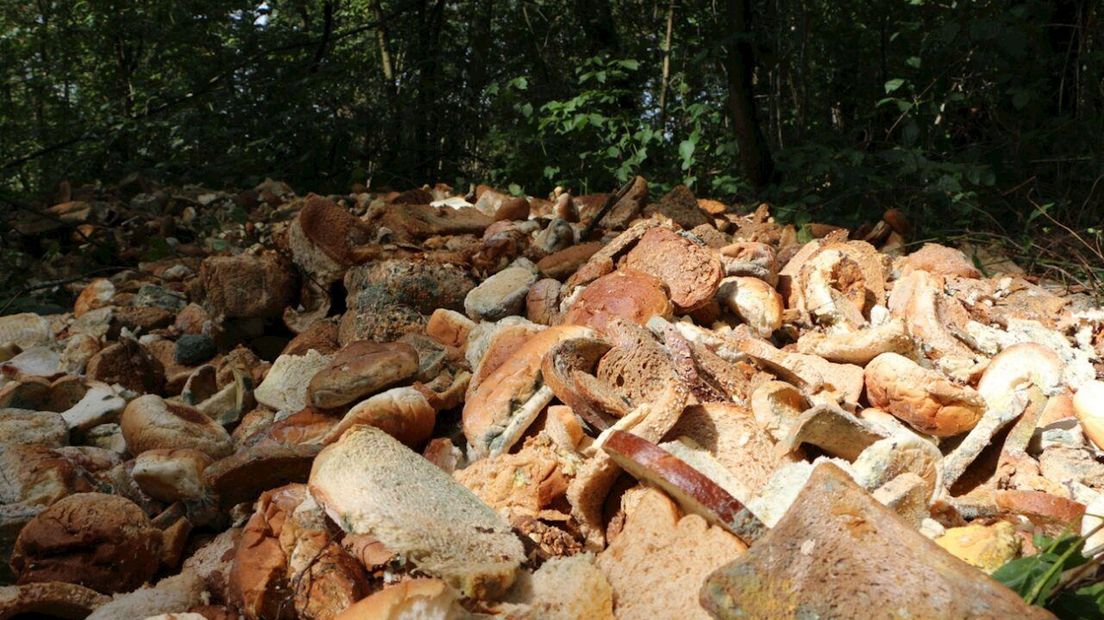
(2, 177, 1103, 619)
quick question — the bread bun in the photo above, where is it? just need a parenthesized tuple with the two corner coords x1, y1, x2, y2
(307, 340, 419, 409)
(120, 394, 232, 458)
(562, 269, 672, 333)
(323, 386, 436, 447)
(334, 579, 462, 619)
(132, 448, 213, 503)
(864, 353, 984, 436)
(425, 309, 474, 349)
(11, 493, 161, 594)
(715, 276, 783, 338)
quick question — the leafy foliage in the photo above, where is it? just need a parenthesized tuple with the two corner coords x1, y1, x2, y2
(992, 525, 1104, 617)
(2, 0, 1102, 239)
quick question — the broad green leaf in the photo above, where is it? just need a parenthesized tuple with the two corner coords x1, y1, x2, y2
(678, 139, 696, 170)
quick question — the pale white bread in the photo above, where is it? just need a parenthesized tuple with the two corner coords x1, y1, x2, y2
(498, 554, 615, 620)
(334, 579, 465, 620)
(86, 570, 204, 620)
(308, 426, 525, 600)
(596, 486, 746, 619)
(746, 456, 855, 527)
(664, 403, 786, 501)
(660, 439, 759, 513)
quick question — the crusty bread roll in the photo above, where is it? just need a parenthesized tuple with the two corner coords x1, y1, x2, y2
(334, 579, 463, 619)
(307, 341, 419, 409)
(1073, 379, 1104, 450)
(462, 325, 592, 457)
(131, 448, 213, 503)
(323, 386, 436, 447)
(864, 352, 985, 436)
(715, 276, 783, 338)
(120, 394, 232, 458)
(309, 426, 525, 599)
(561, 269, 672, 333)
(11, 493, 161, 594)
(425, 309, 475, 350)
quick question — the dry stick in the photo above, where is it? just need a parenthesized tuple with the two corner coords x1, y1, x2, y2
(0, 266, 128, 315)
(580, 177, 638, 241)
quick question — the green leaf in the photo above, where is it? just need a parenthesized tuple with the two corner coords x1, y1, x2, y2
(906, 56, 921, 69)
(993, 530, 1088, 606)
(885, 78, 905, 94)
(1051, 582, 1104, 618)
(678, 139, 696, 170)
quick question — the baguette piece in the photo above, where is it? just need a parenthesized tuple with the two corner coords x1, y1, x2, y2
(308, 426, 525, 599)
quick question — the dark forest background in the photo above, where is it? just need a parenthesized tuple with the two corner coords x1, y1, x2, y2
(2, 0, 1102, 235)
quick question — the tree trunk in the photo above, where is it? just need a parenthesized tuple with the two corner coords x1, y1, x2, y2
(723, 0, 774, 187)
(657, 0, 675, 126)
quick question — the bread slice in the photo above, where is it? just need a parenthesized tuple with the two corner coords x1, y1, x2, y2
(308, 426, 525, 599)
(85, 571, 205, 620)
(0, 582, 108, 620)
(597, 486, 746, 619)
(623, 227, 722, 312)
(499, 554, 615, 619)
(602, 430, 764, 544)
(664, 403, 783, 501)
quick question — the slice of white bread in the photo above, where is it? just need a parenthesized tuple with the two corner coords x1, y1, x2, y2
(499, 554, 615, 620)
(664, 403, 786, 501)
(86, 570, 204, 620)
(309, 426, 525, 600)
(596, 486, 746, 619)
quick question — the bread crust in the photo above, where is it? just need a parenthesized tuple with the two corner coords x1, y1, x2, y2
(120, 394, 232, 458)
(864, 352, 985, 436)
(11, 493, 161, 594)
(623, 227, 722, 312)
